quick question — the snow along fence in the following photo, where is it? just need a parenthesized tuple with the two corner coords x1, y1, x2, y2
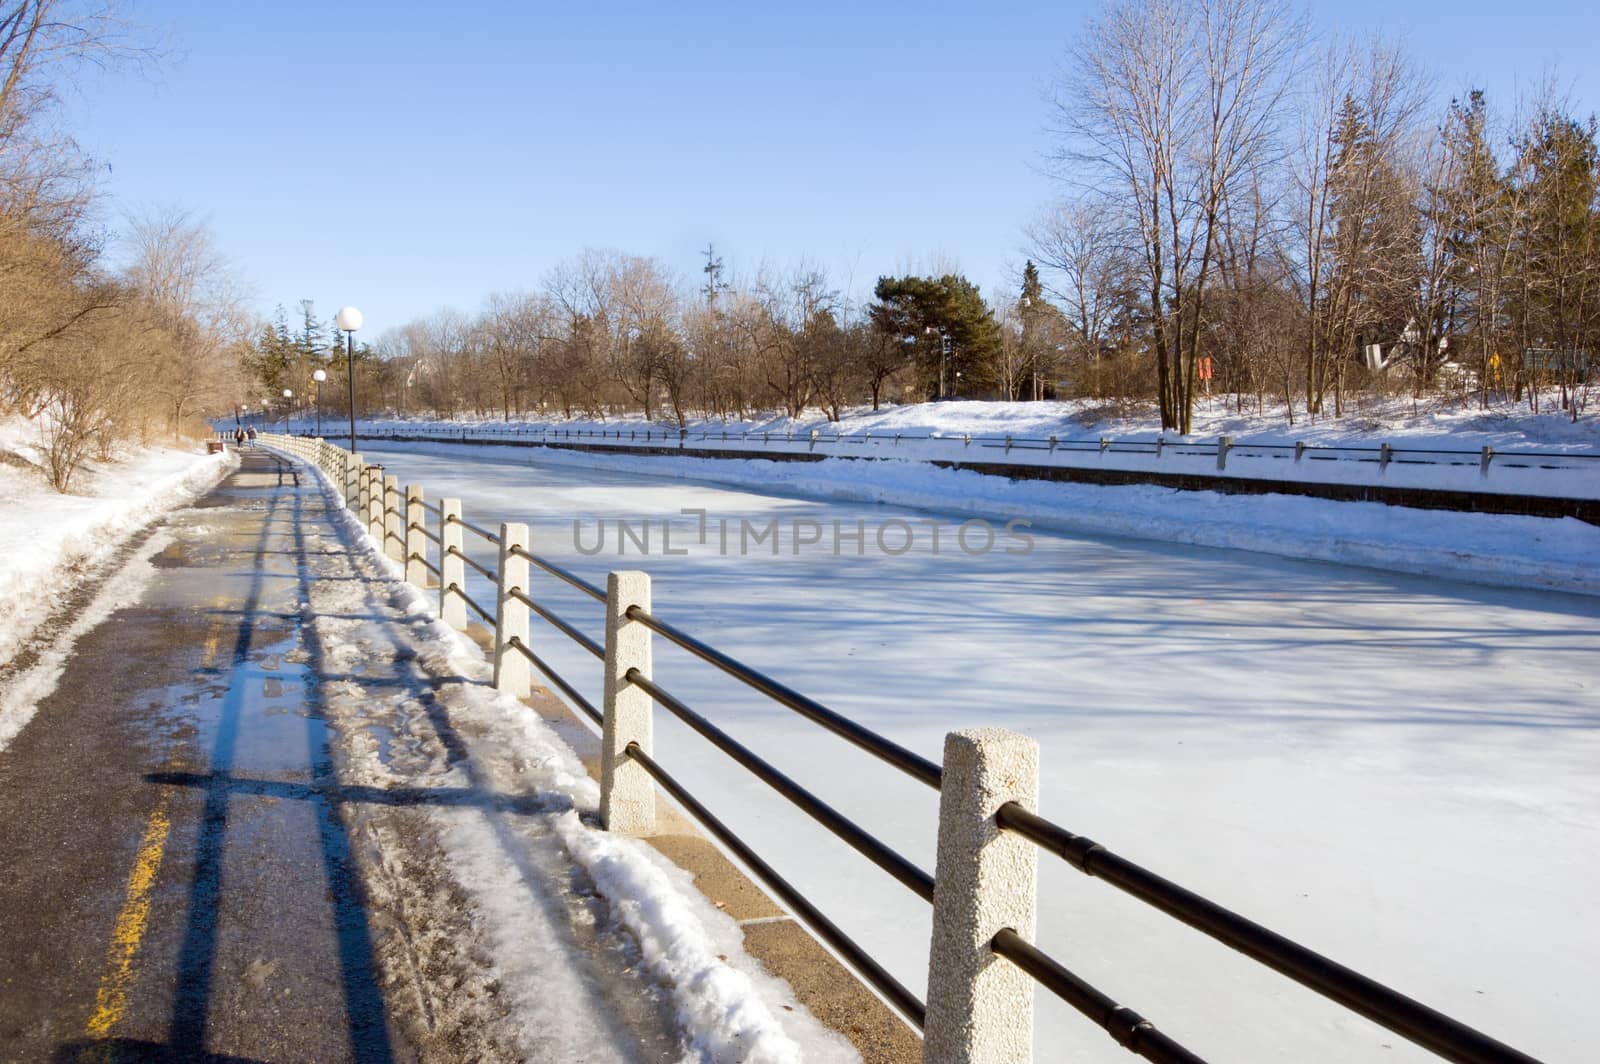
(301, 421, 1600, 520)
(262, 430, 1546, 1064)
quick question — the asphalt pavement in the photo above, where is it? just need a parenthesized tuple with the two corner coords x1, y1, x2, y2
(0, 449, 677, 1063)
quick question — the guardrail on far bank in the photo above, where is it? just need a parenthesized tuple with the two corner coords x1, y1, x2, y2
(276, 420, 1600, 524)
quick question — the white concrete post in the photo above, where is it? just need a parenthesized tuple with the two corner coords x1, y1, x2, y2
(345, 453, 361, 509)
(367, 468, 384, 541)
(601, 570, 655, 834)
(383, 475, 403, 561)
(314, 438, 324, 478)
(358, 464, 370, 520)
(493, 522, 531, 696)
(923, 728, 1040, 1064)
(440, 498, 466, 630)
(405, 485, 427, 587)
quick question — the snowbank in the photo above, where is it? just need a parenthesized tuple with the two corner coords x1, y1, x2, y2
(277, 397, 1600, 505)
(292, 449, 858, 1063)
(356, 437, 1600, 597)
(281, 392, 1600, 451)
(0, 422, 237, 750)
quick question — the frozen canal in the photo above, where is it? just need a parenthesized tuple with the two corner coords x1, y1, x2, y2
(359, 440, 1597, 1063)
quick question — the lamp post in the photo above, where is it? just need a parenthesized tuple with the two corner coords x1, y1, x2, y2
(312, 369, 327, 437)
(282, 388, 294, 429)
(926, 326, 952, 399)
(335, 306, 363, 453)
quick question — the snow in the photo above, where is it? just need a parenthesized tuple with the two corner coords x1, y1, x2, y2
(357, 437, 1600, 597)
(297, 458, 859, 1062)
(329, 439, 1600, 1063)
(281, 397, 1600, 505)
(0, 420, 236, 752)
(287, 392, 1600, 450)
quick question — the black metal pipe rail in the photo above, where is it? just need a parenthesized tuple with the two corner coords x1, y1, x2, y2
(504, 636, 601, 724)
(408, 522, 441, 544)
(624, 605, 943, 790)
(447, 582, 496, 626)
(409, 554, 441, 579)
(507, 544, 606, 602)
(990, 930, 1206, 1064)
(622, 741, 927, 1027)
(993, 803, 1541, 1064)
(624, 667, 936, 903)
(287, 431, 1550, 1061)
(445, 512, 502, 545)
(446, 545, 498, 583)
(506, 588, 604, 659)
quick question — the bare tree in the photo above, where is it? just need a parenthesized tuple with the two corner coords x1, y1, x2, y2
(1029, 200, 1128, 397)
(1055, 0, 1304, 432)
(121, 206, 252, 439)
(1283, 38, 1426, 416)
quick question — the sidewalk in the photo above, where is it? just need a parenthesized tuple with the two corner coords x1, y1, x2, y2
(0, 450, 712, 1061)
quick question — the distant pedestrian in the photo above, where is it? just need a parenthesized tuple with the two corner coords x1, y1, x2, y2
(234, 427, 245, 448)
(246, 426, 257, 447)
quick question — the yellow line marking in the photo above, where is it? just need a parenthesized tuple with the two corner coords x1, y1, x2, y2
(87, 605, 224, 1038)
(84, 787, 174, 1038)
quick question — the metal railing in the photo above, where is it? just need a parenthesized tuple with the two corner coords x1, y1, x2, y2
(255, 429, 1549, 1064)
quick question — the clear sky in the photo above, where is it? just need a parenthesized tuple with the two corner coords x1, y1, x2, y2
(67, 0, 1600, 339)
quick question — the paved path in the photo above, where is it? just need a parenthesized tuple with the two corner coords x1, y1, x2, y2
(0, 450, 681, 1063)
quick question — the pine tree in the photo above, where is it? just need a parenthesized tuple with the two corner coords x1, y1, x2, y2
(1509, 109, 1599, 414)
(1438, 91, 1512, 403)
(869, 274, 1001, 399)
(1019, 261, 1043, 400)
(1325, 94, 1416, 394)
(245, 305, 297, 395)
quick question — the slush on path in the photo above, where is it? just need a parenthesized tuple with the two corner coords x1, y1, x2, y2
(0, 450, 850, 1063)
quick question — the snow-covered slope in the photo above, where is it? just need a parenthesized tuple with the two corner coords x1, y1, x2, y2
(0, 419, 236, 750)
(279, 393, 1600, 450)
(275, 397, 1600, 505)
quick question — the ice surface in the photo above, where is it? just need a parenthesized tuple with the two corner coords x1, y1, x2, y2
(338, 439, 1598, 1063)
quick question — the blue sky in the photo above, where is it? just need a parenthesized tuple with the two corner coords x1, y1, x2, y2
(69, 0, 1599, 339)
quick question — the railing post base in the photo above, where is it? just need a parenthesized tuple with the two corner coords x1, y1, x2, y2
(924, 728, 1038, 1064)
(601, 570, 655, 835)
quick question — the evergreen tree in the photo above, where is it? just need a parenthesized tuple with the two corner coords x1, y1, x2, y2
(1509, 109, 1599, 413)
(295, 299, 329, 388)
(245, 305, 297, 395)
(1015, 261, 1069, 399)
(1325, 94, 1417, 384)
(868, 274, 1001, 398)
(1438, 91, 1513, 402)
